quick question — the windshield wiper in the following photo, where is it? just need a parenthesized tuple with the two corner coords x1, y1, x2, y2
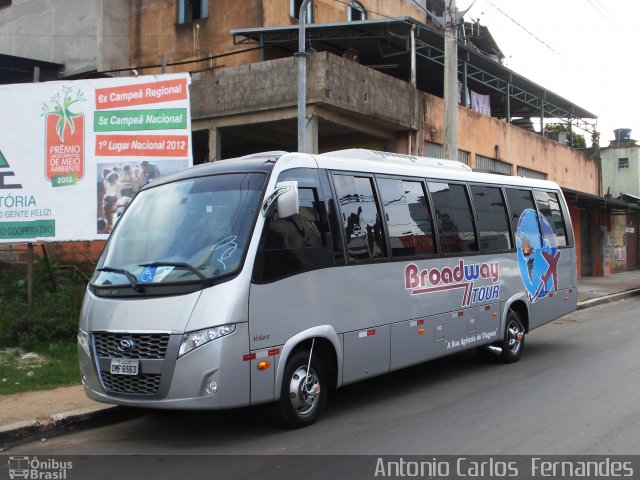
(138, 262, 212, 284)
(96, 266, 144, 292)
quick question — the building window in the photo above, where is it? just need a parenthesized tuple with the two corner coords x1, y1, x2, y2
(619, 157, 629, 169)
(425, 141, 444, 159)
(424, 142, 469, 165)
(517, 166, 547, 180)
(177, 0, 208, 25)
(291, 0, 313, 23)
(348, 1, 367, 21)
(475, 154, 512, 175)
(458, 150, 470, 165)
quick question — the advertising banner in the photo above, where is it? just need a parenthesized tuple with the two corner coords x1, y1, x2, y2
(0, 73, 192, 243)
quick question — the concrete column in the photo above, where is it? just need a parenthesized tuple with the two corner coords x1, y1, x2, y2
(208, 126, 221, 161)
(305, 114, 318, 154)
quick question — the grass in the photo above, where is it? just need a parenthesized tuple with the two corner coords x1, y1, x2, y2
(0, 340, 80, 395)
(0, 258, 87, 395)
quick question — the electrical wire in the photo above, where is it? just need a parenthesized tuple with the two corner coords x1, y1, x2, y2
(483, 0, 561, 57)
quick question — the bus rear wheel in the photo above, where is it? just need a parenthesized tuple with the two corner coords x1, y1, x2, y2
(497, 310, 525, 363)
(271, 350, 327, 428)
(477, 310, 525, 363)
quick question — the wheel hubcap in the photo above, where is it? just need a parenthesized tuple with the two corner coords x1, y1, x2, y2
(288, 366, 321, 415)
(506, 319, 524, 354)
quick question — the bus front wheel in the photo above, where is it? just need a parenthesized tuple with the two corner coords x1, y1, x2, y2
(271, 350, 327, 428)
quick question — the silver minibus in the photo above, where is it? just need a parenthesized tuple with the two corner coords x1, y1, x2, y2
(78, 149, 577, 427)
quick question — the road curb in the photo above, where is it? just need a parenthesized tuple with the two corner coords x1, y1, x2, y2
(577, 288, 640, 310)
(0, 405, 143, 449)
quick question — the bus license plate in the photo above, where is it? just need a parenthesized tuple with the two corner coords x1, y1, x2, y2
(110, 359, 139, 376)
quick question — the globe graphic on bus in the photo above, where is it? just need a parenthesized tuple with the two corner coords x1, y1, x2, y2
(515, 209, 560, 303)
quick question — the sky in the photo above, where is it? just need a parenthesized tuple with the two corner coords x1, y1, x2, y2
(456, 0, 640, 147)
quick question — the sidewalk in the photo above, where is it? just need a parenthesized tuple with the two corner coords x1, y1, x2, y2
(2, 270, 640, 447)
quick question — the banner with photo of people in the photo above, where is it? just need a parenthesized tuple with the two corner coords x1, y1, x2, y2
(0, 73, 192, 243)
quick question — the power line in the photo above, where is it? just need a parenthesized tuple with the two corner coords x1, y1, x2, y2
(585, 0, 612, 22)
(483, 0, 562, 57)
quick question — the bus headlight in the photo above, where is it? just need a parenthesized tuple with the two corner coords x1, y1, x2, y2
(77, 329, 90, 356)
(179, 324, 236, 358)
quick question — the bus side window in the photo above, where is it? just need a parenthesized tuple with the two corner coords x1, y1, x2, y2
(470, 184, 512, 252)
(253, 186, 332, 283)
(428, 181, 478, 254)
(534, 190, 569, 247)
(505, 187, 543, 255)
(378, 177, 436, 257)
(333, 174, 387, 262)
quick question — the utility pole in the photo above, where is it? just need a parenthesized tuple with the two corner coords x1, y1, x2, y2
(443, 0, 459, 161)
(297, 0, 312, 153)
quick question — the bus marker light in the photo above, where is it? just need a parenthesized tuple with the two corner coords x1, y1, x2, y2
(492, 312, 498, 317)
(417, 328, 425, 335)
(367, 329, 376, 336)
(417, 319, 424, 325)
(564, 296, 568, 301)
(268, 348, 280, 356)
(257, 361, 271, 370)
(243, 353, 256, 361)
(457, 311, 464, 317)
(484, 305, 491, 311)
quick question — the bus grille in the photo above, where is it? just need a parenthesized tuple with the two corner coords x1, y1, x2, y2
(100, 373, 162, 395)
(94, 333, 170, 359)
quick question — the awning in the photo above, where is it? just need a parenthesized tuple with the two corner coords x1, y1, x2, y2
(619, 193, 640, 205)
(562, 188, 640, 215)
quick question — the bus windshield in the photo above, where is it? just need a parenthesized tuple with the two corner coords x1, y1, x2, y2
(92, 172, 267, 289)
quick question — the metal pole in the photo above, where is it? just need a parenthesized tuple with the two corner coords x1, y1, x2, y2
(27, 243, 34, 310)
(443, 0, 459, 161)
(410, 25, 416, 87)
(297, 0, 312, 153)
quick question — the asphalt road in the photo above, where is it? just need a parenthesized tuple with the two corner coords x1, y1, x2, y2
(6, 298, 640, 459)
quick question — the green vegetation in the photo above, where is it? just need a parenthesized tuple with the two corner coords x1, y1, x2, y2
(544, 123, 587, 149)
(0, 341, 80, 395)
(0, 258, 88, 394)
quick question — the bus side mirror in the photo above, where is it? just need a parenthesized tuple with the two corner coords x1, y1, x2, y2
(276, 181, 299, 218)
(262, 181, 299, 218)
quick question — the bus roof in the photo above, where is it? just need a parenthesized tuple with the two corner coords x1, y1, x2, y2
(312, 149, 561, 190)
(145, 149, 561, 192)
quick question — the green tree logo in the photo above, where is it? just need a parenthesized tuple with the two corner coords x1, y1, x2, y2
(41, 86, 85, 143)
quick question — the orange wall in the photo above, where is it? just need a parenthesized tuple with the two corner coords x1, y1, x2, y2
(423, 94, 599, 193)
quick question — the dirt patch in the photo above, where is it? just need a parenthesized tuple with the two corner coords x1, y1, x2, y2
(0, 384, 102, 427)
